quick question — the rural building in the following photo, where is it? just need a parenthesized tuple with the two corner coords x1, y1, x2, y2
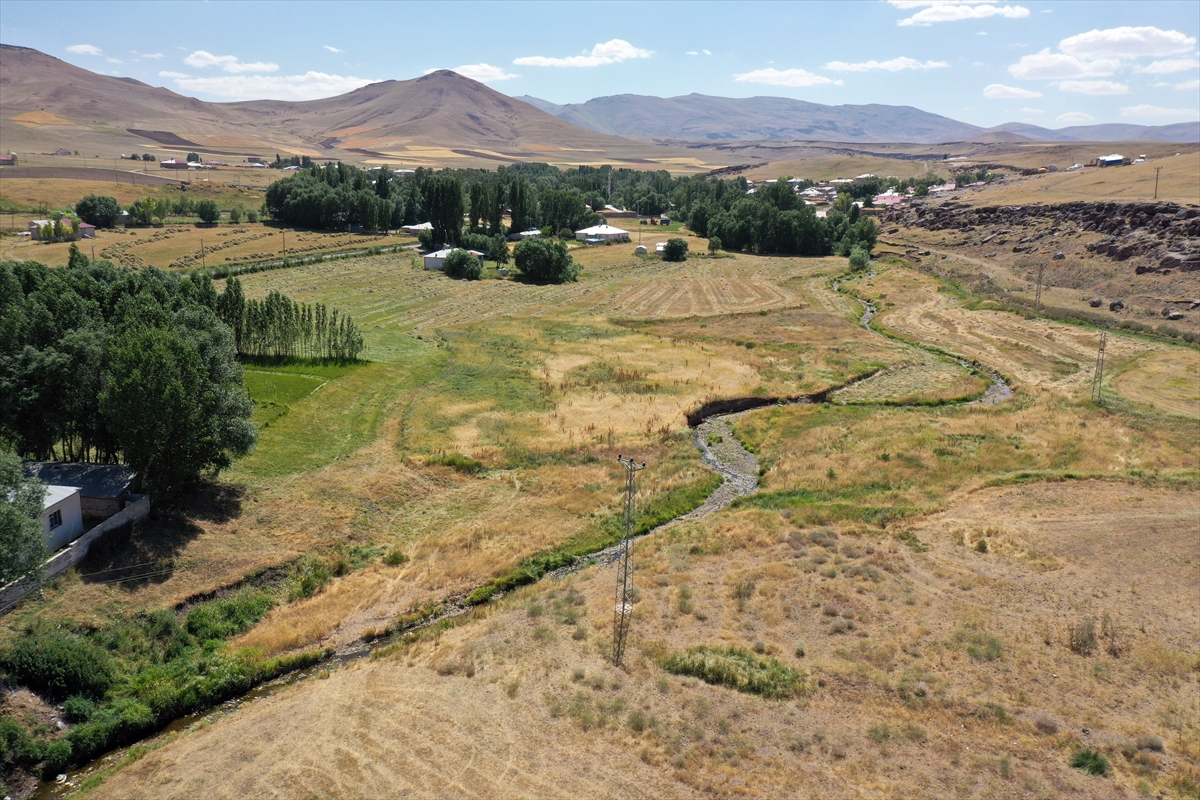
(28, 219, 48, 238)
(160, 159, 188, 170)
(634, 244, 648, 254)
(401, 222, 433, 234)
(575, 224, 629, 242)
(1095, 154, 1125, 167)
(872, 191, 906, 206)
(247, 156, 264, 164)
(423, 247, 455, 270)
(78, 222, 96, 239)
(517, 229, 542, 239)
(23, 462, 140, 519)
(41, 485, 84, 552)
(55, 148, 71, 156)
(0, 154, 16, 166)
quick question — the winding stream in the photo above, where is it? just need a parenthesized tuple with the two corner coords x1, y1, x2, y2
(37, 274, 1015, 797)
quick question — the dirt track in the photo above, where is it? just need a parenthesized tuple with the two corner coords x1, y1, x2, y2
(0, 166, 183, 185)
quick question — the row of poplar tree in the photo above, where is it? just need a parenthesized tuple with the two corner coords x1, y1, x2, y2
(215, 279, 364, 361)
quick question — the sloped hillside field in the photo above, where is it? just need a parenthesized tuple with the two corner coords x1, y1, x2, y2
(5, 236, 1198, 800)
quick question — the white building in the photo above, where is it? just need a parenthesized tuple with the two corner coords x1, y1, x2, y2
(574, 224, 629, 242)
(401, 222, 434, 234)
(423, 247, 455, 270)
(42, 485, 84, 551)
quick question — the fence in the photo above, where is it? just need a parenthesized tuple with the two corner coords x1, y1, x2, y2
(0, 494, 151, 612)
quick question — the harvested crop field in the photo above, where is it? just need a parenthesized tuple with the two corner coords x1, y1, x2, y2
(1112, 348, 1200, 418)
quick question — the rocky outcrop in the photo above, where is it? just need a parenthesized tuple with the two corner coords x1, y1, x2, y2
(884, 200, 1200, 273)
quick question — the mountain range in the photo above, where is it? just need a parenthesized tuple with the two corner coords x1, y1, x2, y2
(1, 43, 1196, 175)
(516, 93, 1200, 145)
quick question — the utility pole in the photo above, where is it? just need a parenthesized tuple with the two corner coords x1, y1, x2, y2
(91, 244, 95, 264)
(1153, 166, 1161, 200)
(1091, 325, 1108, 405)
(201, 237, 205, 271)
(612, 454, 646, 667)
(1035, 261, 1045, 308)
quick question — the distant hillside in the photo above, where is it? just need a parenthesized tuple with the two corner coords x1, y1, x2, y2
(989, 120, 1199, 143)
(514, 95, 563, 115)
(543, 93, 985, 144)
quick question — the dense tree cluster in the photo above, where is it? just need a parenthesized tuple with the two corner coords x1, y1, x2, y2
(75, 195, 122, 229)
(0, 260, 257, 496)
(215, 278, 364, 361)
(704, 183, 878, 257)
(442, 249, 482, 281)
(512, 239, 577, 284)
(0, 451, 45, 585)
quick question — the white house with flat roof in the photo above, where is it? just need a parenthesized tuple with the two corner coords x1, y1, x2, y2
(42, 485, 84, 551)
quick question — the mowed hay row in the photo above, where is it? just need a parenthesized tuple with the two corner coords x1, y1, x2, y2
(860, 266, 1173, 390)
(92, 480, 1200, 800)
(830, 355, 988, 405)
(1111, 348, 1200, 418)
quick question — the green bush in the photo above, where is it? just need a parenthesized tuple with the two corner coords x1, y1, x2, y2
(229, 206, 244, 224)
(663, 238, 688, 262)
(1071, 747, 1111, 776)
(194, 199, 220, 224)
(848, 246, 870, 271)
(513, 238, 578, 284)
(427, 452, 485, 474)
(707, 236, 722, 254)
(2, 633, 115, 701)
(185, 592, 275, 642)
(661, 645, 806, 699)
(443, 248, 482, 280)
(62, 695, 96, 723)
(383, 550, 408, 566)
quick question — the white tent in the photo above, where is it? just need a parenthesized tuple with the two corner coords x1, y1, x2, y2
(574, 224, 629, 242)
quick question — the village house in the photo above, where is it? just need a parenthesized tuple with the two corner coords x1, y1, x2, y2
(23, 462, 140, 520)
(159, 158, 188, 170)
(0, 154, 17, 166)
(40, 485, 84, 552)
(575, 224, 630, 243)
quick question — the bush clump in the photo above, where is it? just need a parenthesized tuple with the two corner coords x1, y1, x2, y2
(427, 452, 485, 474)
(661, 645, 806, 699)
(513, 238, 578, 284)
(185, 592, 275, 642)
(443, 249, 482, 280)
(1071, 747, 1112, 776)
(662, 238, 688, 262)
(1, 633, 115, 701)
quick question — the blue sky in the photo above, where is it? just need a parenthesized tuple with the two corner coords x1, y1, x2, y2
(3, 1, 1197, 128)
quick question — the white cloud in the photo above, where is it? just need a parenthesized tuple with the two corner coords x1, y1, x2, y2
(891, 2, 1030, 27)
(1175, 78, 1200, 91)
(1058, 79, 1128, 95)
(1138, 57, 1200, 74)
(142, 52, 163, 59)
(703, 49, 712, 55)
(1008, 48, 1119, 79)
(66, 44, 102, 56)
(1056, 111, 1094, 124)
(106, 57, 123, 64)
(158, 71, 190, 79)
(426, 64, 519, 82)
(983, 83, 1042, 98)
(825, 56, 948, 72)
(515, 39, 652, 67)
(183, 50, 279, 73)
(1059, 27, 1196, 60)
(977, 31, 987, 36)
(1119, 104, 1199, 121)
(169, 72, 376, 101)
(732, 68, 843, 87)
(324, 45, 343, 53)
(687, 51, 699, 56)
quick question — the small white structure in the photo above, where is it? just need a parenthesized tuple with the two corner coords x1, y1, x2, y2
(634, 244, 647, 255)
(1095, 154, 1124, 167)
(574, 224, 629, 242)
(423, 247, 455, 270)
(42, 485, 84, 552)
(655, 242, 666, 254)
(401, 222, 434, 234)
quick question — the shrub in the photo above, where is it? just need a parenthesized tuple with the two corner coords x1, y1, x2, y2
(707, 236, 722, 254)
(1069, 618, 1097, 656)
(1032, 713, 1059, 734)
(443, 248, 482, 280)
(194, 199, 220, 224)
(1136, 735, 1164, 752)
(661, 645, 806, 699)
(974, 538, 989, 554)
(848, 246, 870, 271)
(228, 206, 244, 224)
(2, 633, 115, 701)
(185, 592, 275, 642)
(246, 208, 260, 223)
(662, 238, 688, 262)
(63, 695, 96, 723)
(1071, 747, 1111, 776)
(513, 238, 578, 284)
(383, 550, 408, 566)
(427, 452, 485, 474)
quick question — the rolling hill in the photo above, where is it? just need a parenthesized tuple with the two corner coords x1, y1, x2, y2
(524, 91, 1200, 145)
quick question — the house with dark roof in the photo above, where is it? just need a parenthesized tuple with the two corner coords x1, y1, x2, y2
(23, 462, 141, 519)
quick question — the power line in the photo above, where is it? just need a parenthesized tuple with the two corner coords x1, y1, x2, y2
(612, 454, 646, 667)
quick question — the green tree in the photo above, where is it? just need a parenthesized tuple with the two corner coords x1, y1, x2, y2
(186, 152, 200, 163)
(422, 174, 465, 246)
(707, 235, 722, 254)
(0, 452, 46, 586)
(443, 249, 482, 280)
(663, 238, 688, 262)
(67, 243, 89, 269)
(141, 153, 155, 161)
(195, 200, 220, 224)
(848, 246, 870, 271)
(513, 238, 578, 284)
(228, 206, 243, 224)
(75, 195, 122, 228)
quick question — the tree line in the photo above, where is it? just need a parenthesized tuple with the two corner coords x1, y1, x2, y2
(0, 259, 364, 498)
(215, 278, 365, 361)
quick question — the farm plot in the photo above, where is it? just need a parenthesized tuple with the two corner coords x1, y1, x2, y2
(1111, 348, 1200, 418)
(830, 348, 987, 405)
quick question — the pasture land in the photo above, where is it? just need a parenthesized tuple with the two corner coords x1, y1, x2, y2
(5, 236, 1198, 799)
